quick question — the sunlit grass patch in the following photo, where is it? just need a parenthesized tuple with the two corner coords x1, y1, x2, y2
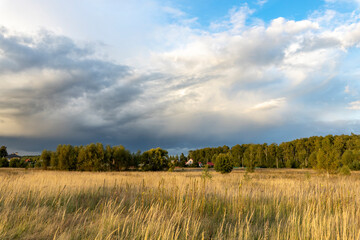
(0, 169, 359, 239)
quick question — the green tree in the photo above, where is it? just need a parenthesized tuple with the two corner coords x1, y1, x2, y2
(50, 152, 58, 169)
(95, 143, 105, 171)
(341, 150, 353, 167)
(141, 148, 169, 171)
(9, 158, 21, 168)
(179, 153, 187, 167)
(308, 151, 317, 168)
(132, 150, 142, 169)
(77, 147, 86, 171)
(243, 145, 257, 172)
(231, 144, 244, 167)
(267, 143, 278, 168)
(316, 149, 326, 170)
(0, 146, 7, 158)
(84, 143, 98, 171)
(57, 145, 76, 170)
(105, 145, 113, 170)
(0, 158, 9, 167)
(256, 144, 266, 168)
(40, 149, 51, 170)
(112, 145, 131, 171)
(214, 153, 233, 174)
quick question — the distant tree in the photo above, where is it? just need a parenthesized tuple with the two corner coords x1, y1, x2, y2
(214, 153, 233, 174)
(95, 143, 105, 171)
(0, 158, 9, 167)
(281, 142, 296, 168)
(308, 151, 317, 168)
(243, 145, 257, 172)
(316, 148, 339, 174)
(179, 153, 187, 167)
(105, 145, 113, 170)
(112, 145, 131, 170)
(77, 147, 86, 171)
(40, 149, 51, 170)
(351, 151, 360, 170)
(316, 149, 326, 170)
(141, 148, 169, 171)
(50, 152, 58, 169)
(9, 158, 21, 168)
(267, 143, 278, 168)
(132, 150, 142, 169)
(256, 144, 266, 168)
(341, 150, 354, 167)
(57, 145, 76, 170)
(333, 136, 346, 156)
(84, 143, 98, 171)
(231, 144, 244, 167)
(0, 146, 7, 158)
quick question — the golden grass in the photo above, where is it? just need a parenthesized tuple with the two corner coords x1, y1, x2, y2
(0, 168, 360, 239)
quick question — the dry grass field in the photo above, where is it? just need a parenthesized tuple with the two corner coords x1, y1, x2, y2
(0, 168, 360, 239)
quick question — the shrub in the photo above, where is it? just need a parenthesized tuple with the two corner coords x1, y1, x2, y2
(351, 160, 360, 170)
(338, 165, 351, 176)
(9, 158, 21, 168)
(0, 158, 9, 167)
(246, 165, 255, 173)
(214, 153, 233, 174)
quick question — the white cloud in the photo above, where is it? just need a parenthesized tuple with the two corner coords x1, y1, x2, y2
(347, 100, 360, 110)
(250, 98, 287, 111)
(257, 0, 268, 6)
(162, 6, 186, 18)
(325, 0, 360, 4)
(345, 85, 351, 93)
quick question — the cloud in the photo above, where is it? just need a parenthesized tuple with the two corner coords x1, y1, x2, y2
(250, 98, 287, 111)
(325, 0, 360, 4)
(1, 3, 360, 155)
(0, 28, 135, 137)
(162, 6, 186, 18)
(256, 0, 268, 6)
(347, 100, 360, 110)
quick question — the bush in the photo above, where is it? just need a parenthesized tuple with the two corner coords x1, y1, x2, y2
(351, 160, 360, 170)
(246, 165, 255, 173)
(214, 153, 233, 174)
(0, 158, 9, 167)
(338, 165, 351, 176)
(9, 158, 21, 168)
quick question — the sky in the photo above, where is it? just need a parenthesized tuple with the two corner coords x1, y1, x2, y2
(1, 0, 360, 155)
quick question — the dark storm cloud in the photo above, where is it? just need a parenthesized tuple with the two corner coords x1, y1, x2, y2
(0, 27, 210, 154)
(0, 28, 135, 118)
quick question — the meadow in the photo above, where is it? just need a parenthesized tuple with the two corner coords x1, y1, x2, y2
(0, 168, 359, 240)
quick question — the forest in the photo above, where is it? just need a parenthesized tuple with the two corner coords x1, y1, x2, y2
(1, 134, 360, 173)
(190, 134, 360, 173)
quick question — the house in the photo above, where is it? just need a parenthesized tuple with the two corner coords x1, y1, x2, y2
(207, 162, 214, 168)
(6, 153, 21, 161)
(185, 159, 193, 166)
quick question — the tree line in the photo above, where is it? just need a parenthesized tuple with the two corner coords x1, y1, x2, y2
(39, 144, 171, 171)
(2, 134, 360, 173)
(189, 134, 360, 173)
